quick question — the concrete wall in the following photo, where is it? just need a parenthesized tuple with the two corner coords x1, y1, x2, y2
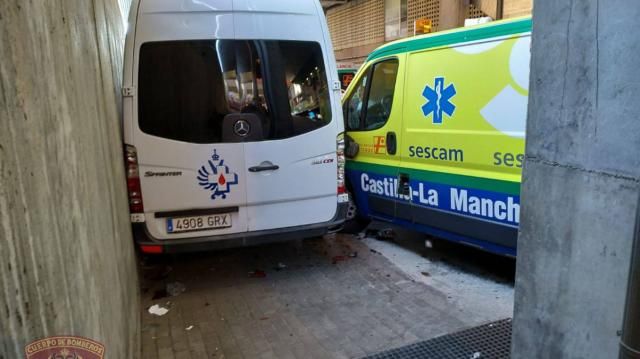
(0, 1, 138, 358)
(326, 0, 385, 65)
(512, 1, 640, 357)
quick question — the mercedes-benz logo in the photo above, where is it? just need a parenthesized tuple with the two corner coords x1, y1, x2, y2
(233, 120, 251, 137)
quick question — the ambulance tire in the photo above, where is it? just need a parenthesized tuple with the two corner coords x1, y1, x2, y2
(341, 193, 371, 234)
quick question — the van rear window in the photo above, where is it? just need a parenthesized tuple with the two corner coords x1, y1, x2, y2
(138, 40, 331, 143)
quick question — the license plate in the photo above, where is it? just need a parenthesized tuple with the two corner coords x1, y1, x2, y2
(166, 214, 231, 233)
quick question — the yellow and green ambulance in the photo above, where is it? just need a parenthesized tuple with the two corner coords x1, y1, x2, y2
(343, 17, 531, 256)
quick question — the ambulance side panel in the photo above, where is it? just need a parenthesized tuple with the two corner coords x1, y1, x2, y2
(397, 34, 530, 254)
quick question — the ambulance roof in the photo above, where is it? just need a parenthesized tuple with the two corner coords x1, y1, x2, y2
(366, 16, 531, 63)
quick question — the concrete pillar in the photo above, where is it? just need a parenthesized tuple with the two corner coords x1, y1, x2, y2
(0, 1, 139, 358)
(512, 1, 640, 358)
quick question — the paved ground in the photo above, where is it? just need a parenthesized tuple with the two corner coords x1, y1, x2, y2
(139, 229, 515, 359)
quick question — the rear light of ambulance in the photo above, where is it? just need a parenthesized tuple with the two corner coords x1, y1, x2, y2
(337, 133, 346, 195)
(125, 145, 144, 219)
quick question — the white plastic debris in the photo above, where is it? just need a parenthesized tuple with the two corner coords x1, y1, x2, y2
(148, 304, 169, 316)
(185, 325, 194, 331)
(425, 239, 433, 248)
(470, 352, 482, 359)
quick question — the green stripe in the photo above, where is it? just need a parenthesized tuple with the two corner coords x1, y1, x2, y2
(346, 160, 521, 195)
(367, 17, 532, 62)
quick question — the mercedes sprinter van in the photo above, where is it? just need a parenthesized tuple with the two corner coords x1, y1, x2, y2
(122, 0, 348, 254)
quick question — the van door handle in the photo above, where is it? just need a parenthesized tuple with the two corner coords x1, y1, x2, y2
(386, 131, 397, 155)
(248, 164, 279, 172)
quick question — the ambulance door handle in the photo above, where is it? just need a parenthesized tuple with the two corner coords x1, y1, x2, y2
(386, 131, 397, 155)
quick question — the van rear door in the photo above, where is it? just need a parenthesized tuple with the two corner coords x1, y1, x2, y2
(232, 3, 341, 231)
(240, 41, 338, 231)
(135, 40, 250, 240)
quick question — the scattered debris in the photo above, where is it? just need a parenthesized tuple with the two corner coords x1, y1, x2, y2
(259, 317, 269, 321)
(370, 249, 381, 255)
(470, 352, 482, 359)
(425, 239, 433, 248)
(421, 271, 431, 277)
(364, 228, 379, 237)
(185, 325, 194, 331)
(166, 281, 186, 297)
(274, 262, 287, 271)
(348, 251, 358, 258)
(331, 255, 347, 264)
(377, 228, 395, 240)
(148, 304, 169, 316)
(249, 270, 266, 278)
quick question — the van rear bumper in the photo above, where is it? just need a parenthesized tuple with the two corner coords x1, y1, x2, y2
(133, 203, 348, 254)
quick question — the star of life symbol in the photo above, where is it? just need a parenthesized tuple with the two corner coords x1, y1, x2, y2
(197, 150, 238, 200)
(421, 77, 456, 124)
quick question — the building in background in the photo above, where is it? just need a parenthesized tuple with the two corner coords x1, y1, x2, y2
(322, 0, 532, 68)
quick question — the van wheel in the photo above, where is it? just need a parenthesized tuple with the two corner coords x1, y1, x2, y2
(341, 193, 370, 234)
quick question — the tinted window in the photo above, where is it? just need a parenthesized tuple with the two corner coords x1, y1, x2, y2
(138, 40, 331, 143)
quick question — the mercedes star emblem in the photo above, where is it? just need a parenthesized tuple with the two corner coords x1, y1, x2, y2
(233, 119, 251, 137)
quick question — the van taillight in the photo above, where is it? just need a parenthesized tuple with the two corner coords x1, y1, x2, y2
(125, 145, 144, 218)
(337, 133, 346, 195)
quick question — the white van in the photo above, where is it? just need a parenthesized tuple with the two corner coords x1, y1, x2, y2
(122, 0, 348, 254)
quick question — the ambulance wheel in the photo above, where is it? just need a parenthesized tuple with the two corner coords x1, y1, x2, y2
(341, 194, 370, 234)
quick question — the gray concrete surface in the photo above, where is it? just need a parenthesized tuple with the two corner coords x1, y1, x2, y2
(512, 1, 640, 357)
(140, 233, 513, 359)
(0, 1, 138, 358)
(363, 226, 514, 324)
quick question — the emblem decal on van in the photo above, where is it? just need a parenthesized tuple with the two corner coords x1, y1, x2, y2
(197, 150, 238, 200)
(421, 77, 456, 124)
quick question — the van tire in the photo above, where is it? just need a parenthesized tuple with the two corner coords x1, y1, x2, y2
(341, 193, 370, 234)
